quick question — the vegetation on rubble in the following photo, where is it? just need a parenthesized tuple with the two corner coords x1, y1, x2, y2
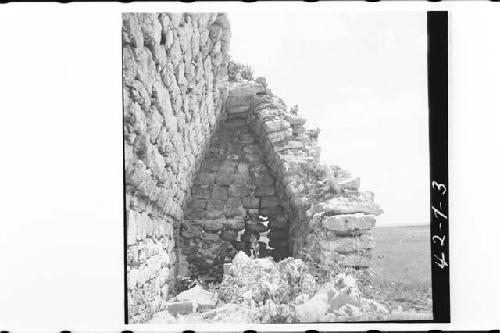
(228, 57, 255, 81)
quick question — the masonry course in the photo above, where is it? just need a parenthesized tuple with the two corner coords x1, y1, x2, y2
(123, 12, 382, 324)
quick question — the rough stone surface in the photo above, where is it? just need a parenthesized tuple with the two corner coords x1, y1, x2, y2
(124, 11, 383, 324)
(123, 12, 230, 324)
(179, 88, 290, 282)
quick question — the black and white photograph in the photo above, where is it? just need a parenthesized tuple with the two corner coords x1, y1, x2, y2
(2, 2, 500, 332)
(123, 10, 438, 324)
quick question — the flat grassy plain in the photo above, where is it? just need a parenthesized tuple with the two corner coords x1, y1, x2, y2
(368, 224, 433, 316)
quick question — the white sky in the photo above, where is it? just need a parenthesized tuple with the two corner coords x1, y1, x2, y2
(228, 10, 429, 226)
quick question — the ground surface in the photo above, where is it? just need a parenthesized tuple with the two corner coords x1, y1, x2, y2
(367, 224, 433, 315)
(147, 224, 434, 323)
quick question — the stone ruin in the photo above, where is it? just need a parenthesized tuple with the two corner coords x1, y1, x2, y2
(122, 12, 383, 323)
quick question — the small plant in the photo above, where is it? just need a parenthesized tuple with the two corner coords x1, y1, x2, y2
(228, 57, 255, 81)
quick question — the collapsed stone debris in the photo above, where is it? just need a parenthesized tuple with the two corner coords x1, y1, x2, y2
(122, 12, 383, 323)
(148, 251, 390, 323)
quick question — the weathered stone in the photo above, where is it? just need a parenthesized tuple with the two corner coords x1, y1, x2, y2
(242, 196, 259, 209)
(148, 310, 175, 323)
(176, 285, 216, 311)
(226, 197, 242, 209)
(262, 119, 291, 133)
(216, 170, 234, 185)
(327, 176, 361, 194)
(203, 220, 224, 232)
(194, 172, 215, 185)
(212, 185, 228, 200)
(284, 140, 305, 150)
(225, 217, 246, 231)
(206, 209, 225, 219)
(260, 196, 279, 208)
(322, 214, 376, 233)
(320, 234, 374, 253)
(253, 173, 274, 186)
(260, 205, 283, 216)
(125, 13, 383, 317)
(225, 206, 246, 217)
(228, 184, 250, 197)
(207, 199, 225, 211)
(192, 186, 211, 199)
(221, 229, 237, 241)
(167, 301, 193, 315)
(190, 199, 207, 209)
(318, 196, 383, 216)
(200, 232, 220, 242)
(255, 185, 275, 197)
(267, 128, 293, 143)
(226, 80, 265, 112)
(233, 173, 250, 185)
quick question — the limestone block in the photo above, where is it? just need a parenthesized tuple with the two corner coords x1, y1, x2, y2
(226, 197, 242, 209)
(322, 214, 376, 233)
(252, 170, 274, 186)
(221, 229, 237, 242)
(128, 268, 140, 290)
(285, 140, 305, 150)
(176, 285, 217, 311)
(167, 301, 193, 315)
(255, 185, 276, 197)
(190, 199, 207, 209)
(319, 234, 374, 254)
(201, 220, 224, 233)
(193, 172, 215, 185)
(242, 196, 259, 209)
(262, 119, 291, 133)
(260, 205, 283, 217)
(317, 195, 383, 216)
(224, 217, 246, 231)
(267, 128, 293, 143)
(122, 14, 144, 48)
(207, 209, 225, 219)
(201, 232, 220, 244)
(226, 81, 265, 111)
(167, 13, 183, 28)
(207, 199, 225, 211)
(260, 196, 279, 208)
(256, 108, 282, 122)
(216, 170, 234, 185)
(228, 184, 250, 197)
(225, 206, 246, 217)
(212, 185, 228, 200)
(127, 209, 139, 245)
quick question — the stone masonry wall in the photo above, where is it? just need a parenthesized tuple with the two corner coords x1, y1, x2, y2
(123, 12, 383, 323)
(122, 12, 230, 323)
(178, 82, 290, 284)
(235, 77, 384, 270)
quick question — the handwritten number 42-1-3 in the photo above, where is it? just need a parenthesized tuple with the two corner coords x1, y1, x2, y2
(431, 181, 448, 270)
